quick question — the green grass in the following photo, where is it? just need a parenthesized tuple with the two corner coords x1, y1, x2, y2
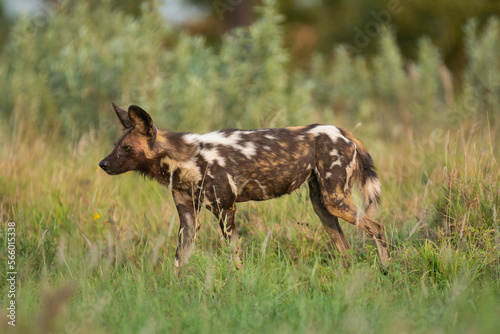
(1, 115, 499, 334)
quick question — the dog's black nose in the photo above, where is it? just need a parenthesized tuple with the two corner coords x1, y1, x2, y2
(99, 160, 109, 171)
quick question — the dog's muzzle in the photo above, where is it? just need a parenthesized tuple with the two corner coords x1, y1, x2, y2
(99, 160, 109, 171)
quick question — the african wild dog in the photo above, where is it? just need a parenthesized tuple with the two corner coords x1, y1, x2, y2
(99, 103, 390, 272)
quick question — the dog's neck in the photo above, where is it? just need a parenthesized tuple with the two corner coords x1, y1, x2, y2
(139, 129, 202, 189)
(156, 130, 200, 161)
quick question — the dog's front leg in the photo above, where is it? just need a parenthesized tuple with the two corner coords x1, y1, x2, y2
(172, 190, 198, 276)
(214, 205, 242, 269)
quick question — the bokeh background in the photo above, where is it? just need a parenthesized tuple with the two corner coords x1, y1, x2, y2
(0, 0, 500, 136)
(3, 0, 500, 72)
(0, 1, 499, 333)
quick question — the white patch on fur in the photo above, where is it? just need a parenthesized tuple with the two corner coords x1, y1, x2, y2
(263, 145, 271, 151)
(237, 179, 269, 199)
(200, 147, 226, 167)
(307, 125, 347, 143)
(355, 208, 362, 226)
(184, 213, 194, 229)
(330, 160, 342, 169)
(325, 172, 332, 179)
(264, 134, 276, 140)
(200, 131, 241, 146)
(191, 130, 257, 159)
(329, 149, 342, 169)
(182, 133, 200, 145)
(169, 170, 174, 191)
(363, 177, 381, 204)
(161, 156, 202, 184)
(227, 173, 238, 195)
(253, 180, 269, 199)
(240, 141, 257, 159)
(176, 227, 184, 248)
(344, 145, 357, 192)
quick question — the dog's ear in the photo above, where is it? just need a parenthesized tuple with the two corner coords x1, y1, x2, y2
(112, 103, 132, 129)
(128, 105, 157, 138)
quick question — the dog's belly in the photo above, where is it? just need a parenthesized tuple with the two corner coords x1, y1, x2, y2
(233, 157, 314, 202)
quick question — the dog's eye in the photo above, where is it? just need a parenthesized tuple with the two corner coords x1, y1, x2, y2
(124, 146, 131, 151)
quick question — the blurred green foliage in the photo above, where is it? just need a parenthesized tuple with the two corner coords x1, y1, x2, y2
(0, 1, 8, 48)
(3, 0, 500, 68)
(0, 0, 499, 138)
(189, 0, 500, 72)
(0, 0, 304, 137)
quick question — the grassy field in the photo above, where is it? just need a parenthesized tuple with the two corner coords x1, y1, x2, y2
(1, 1, 500, 333)
(1, 107, 499, 334)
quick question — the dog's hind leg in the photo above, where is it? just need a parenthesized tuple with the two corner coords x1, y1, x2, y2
(321, 192, 390, 268)
(312, 137, 389, 268)
(308, 176, 352, 268)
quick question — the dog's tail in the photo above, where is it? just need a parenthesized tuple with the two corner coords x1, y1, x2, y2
(343, 130, 381, 218)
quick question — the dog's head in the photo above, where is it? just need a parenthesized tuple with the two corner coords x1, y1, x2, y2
(99, 103, 158, 175)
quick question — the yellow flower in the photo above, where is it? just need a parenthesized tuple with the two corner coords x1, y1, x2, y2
(93, 212, 101, 220)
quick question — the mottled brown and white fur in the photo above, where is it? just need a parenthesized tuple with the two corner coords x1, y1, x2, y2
(99, 104, 390, 273)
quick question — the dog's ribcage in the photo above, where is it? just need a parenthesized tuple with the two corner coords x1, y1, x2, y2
(175, 124, 357, 206)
